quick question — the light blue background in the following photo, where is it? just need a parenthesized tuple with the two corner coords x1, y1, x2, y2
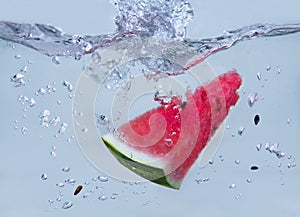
(0, 0, 299, 217)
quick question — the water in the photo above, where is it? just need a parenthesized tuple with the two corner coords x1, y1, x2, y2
(0, 11, 300, 72)
(1, 0, 300, 216)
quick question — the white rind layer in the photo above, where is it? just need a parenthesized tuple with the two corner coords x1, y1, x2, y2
(102, 133, 166, 169)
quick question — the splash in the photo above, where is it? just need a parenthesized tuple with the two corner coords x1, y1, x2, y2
(0, 0, 300, 69)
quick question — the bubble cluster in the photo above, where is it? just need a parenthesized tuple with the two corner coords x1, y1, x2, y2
(113, 0, 194, 39)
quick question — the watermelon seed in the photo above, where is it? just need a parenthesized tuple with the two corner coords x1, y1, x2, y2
(250, 165, 259, 171)
(254, 114, 260, 125)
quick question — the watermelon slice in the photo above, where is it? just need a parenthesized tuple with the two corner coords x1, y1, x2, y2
(102, 71, 242, 189)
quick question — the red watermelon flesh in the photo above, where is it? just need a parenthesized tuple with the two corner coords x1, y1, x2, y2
(102, 71, 242, 189)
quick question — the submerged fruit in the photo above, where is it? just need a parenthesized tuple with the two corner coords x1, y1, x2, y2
(102, 71, 242, 189)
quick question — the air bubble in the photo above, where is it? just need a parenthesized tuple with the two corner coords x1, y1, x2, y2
(65, 178, 76, 185)
(62, 80, 73, 92)
(14, 54, 22, 59)
(237, 127, 245, 136)
(52, 56, 61, 64)
(82, 128, 88, 133)
(164, 138, 173, 146)
(41, 173, 48, 181)
(256, 143, 262, 151)
(49, 117, 61, 127)
(21, 126, 28, 135)
(56, 183, 65, 187)
(111, 193, 118, 200)
(61, 201, 73, 209)
(256, 72, 261, 80)
(62, 167, 70, 172)
(10, 73, 26, 87)
(58, 123, 68, 134)
(248, 92, 258, 107)
(98, 195, 108, 201)
(98, 176, 109, 182)
(20, 66, 28, 73)
(50, 151, 57, 158)
(229, 183, 236, 189)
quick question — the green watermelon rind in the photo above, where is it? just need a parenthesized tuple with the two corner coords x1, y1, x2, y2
(102, 136, 181, 189)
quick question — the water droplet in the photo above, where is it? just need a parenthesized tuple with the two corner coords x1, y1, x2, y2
(256, 143, 262, 151)
(266, 65, 271, 71)
(62, 167, 70, 172)
(57, 100, 61, 105)
(235, 160, 240, 165)
(98, 176, 109, 182)
(208, 160, 214, 165)
(246, 178, 252, 183)
(287, 118, 291, 124)
(41, 173, 48, 181)
(52, 56, 61, 64)
(229, 183, 236, 189)
(61, 201, 73, 209)
(237, 127, 245, 136)
(84, 181, 90, 185)
(98, 195, 107, 201)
